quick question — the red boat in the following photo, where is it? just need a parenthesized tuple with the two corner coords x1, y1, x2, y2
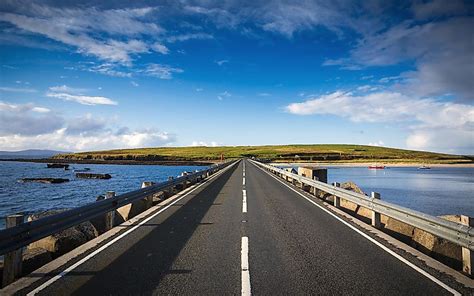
(368, 165, 385, 169)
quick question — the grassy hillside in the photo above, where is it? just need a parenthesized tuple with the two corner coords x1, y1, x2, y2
(53, 144, 473, 164)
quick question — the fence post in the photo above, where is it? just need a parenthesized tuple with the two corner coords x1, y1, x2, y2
(104, 191, 115, 231)
(332, 182, 341, 208)
(371, 192, 381, 228)
(461, 215, 473, 277)
(2, 214, 24, 287)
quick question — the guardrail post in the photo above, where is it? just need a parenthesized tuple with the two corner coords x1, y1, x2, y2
(2, 214, 24, 287)
(105, 191, 115, 231)
(166, 177, 174, 197)
(141, 181, 155, 205)
(182, 176, 188, 189)
(332, 182, 341, 208)
(461, 215, 473, 277)
(371, 192, 381, 228)
(141, 181, 154, 188)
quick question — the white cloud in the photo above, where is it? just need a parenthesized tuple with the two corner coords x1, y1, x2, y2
(48, 85, 87, 94)
(86, 63, 133, 78)
(131, 81, 139, 87)
(31, 107, 51, 113)
(217, 91, 231, 101)
(215, 59, 229, 66)
(0, 128, 176, 152)
(286, 91, 474, 153)
(143, 64, 183, 79)
(46, 85, 117, 105)
(166, 33, 213, 43)
(151, 42, 169, 54)
(0, 5, 163, 64)
(0, 103, 176, 151)
(66, 113, 106, 135)
(46, 92, 118, 106)
(0, 102, 63, 136)
(334, 17, 474, 101)
(0, 87, 37, 93)
(191, 141, 219, 147)
(368, 141, 385, 147)
(196, 88, 203, 92)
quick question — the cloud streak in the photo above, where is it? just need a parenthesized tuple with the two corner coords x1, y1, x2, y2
(0, 87, 37, 93)
(47, 85, 118, 105)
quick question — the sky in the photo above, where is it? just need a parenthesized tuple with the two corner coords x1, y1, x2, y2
(0, 0, 473, 154)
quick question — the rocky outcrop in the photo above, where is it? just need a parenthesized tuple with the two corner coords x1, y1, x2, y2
(75, 173, 112, 179)
(27, 210, 98, 258)
(339, 181, 372, 220)
(22, 247, 53, 275)
(384, 218, 415, 243)
(411, 215, 463, 269)
(19, 178, 69, 184)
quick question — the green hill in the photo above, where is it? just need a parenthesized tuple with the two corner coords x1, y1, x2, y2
(53, 144, 473, 164)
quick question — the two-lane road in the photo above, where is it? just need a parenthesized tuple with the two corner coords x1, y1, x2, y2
(16, 159, 457, 295)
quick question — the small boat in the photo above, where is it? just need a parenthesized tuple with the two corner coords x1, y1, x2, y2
(418, 165, 431, 170)
(368, 165, 385, 169)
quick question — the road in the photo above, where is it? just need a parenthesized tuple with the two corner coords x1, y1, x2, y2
(16, 159, 455, 295)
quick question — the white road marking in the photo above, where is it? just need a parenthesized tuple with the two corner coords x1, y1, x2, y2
(242, 189, 247, 213)
(241, 236, 251, 296)
(250, 161, 461, 296)
(243, 177, 246, 186)
(27, 162, 238, 296)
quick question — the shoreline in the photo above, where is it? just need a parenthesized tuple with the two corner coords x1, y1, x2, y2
(2, 158, 472, 168)
(271, 162, 474, 168)
(0, 158, 217, 166)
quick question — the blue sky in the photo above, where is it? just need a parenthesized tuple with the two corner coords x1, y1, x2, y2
(0, 0, 473, 154)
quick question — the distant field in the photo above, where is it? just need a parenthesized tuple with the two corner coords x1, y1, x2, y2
(53, 145, 473, 164)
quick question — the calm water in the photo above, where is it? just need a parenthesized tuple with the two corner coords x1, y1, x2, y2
(327, 166, 473, 217)
(0, 162, 473, 230)
(0, 161, 208, 229)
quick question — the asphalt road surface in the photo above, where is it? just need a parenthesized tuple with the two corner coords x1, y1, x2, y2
(17, 160, 456, 295)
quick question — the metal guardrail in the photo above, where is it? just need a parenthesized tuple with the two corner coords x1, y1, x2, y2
(0, 161, 235, 256)
(251, 160, 474, 251)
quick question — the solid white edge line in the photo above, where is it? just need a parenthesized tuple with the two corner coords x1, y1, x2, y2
(250, 161, 461, 296)
(241, 236, 251, 296)
(27, 162, 238, 296)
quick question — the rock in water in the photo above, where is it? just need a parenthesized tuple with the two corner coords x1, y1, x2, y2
(19, 178, 69, 184)
(46, 163, 69, 169)
(27, 210, 99, 258)
(75, 173, 112, 179)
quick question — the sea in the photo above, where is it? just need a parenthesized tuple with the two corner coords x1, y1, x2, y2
(0, 161, 208, 229)
(0, 161, 473, 230)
